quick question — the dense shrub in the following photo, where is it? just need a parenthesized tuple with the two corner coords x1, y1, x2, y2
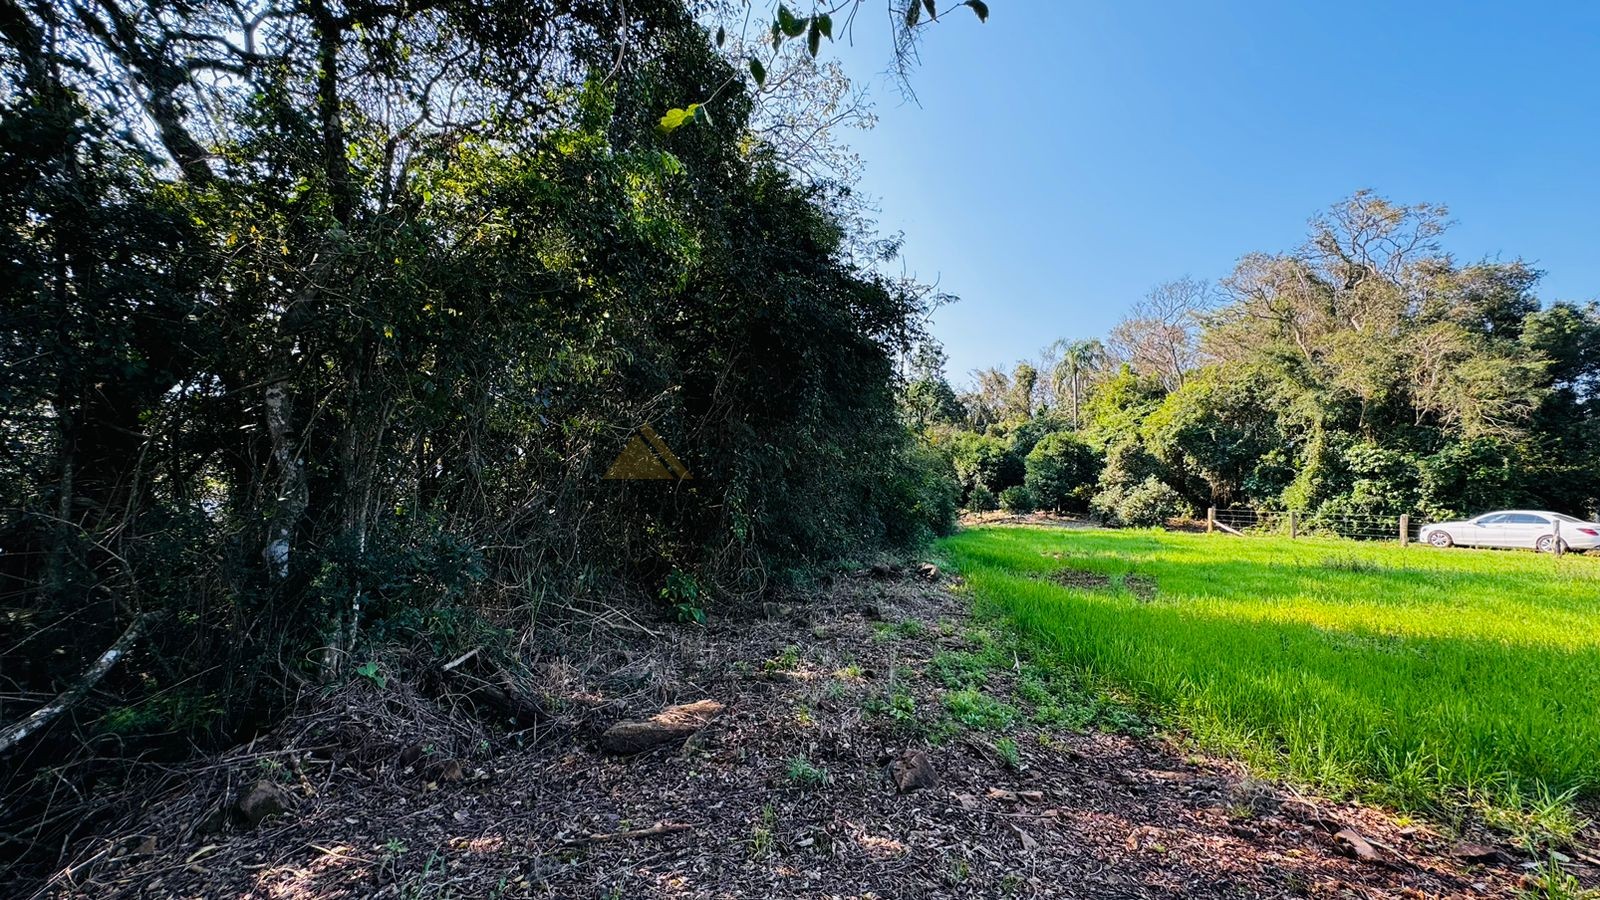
(1024, 432, 1101, 512)
(944, 431, 1024, 501)
(1093, 476, 1189, 527)
(967, 484, 999, 512)
(998, 485, 1035, 513)
(883, 444, 961, 541)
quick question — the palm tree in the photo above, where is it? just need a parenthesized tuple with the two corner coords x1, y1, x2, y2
(1049, 338, 1106, 429)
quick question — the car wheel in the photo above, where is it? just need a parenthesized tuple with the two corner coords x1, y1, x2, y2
(1428, 531, 1453, 548)
(1536, 534, 1566, 554)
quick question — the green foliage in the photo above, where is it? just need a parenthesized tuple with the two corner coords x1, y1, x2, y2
(994, 736, 1022, 770)
(938, 193, 1600, 532)
(997, 485, 1034, 514)
(882, 444, 961, 541)
(865, 688, 918, 726)
(943, 687, 1018, 731)
(943, 431, 1023, 502)
(661, 569, 706, 624)
(966, 483, 999, 512)
(0, 0, 952, 846)
(355, 661, 387, 689)
(784, 755, 830, 788)
(1023, 432, 1101, 513)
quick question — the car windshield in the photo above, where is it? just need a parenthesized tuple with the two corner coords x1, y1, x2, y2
(1553, 513, 1591, 524)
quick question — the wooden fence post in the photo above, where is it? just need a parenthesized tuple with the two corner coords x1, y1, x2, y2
(1207, 507, 1216, 534)
(1288, 510, 1298, 539)
(1554, 519, 1565, 557)
(1399, 514, 1409, 547)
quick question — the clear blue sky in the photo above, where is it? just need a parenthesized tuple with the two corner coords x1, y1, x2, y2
(827, 1, 1600, 383)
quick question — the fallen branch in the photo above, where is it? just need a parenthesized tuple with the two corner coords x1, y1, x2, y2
(441, 648, 479, 673)
(0, 612, 157, 755)
(560, 821, 694, 847)
(1214, 521, 1243, 536)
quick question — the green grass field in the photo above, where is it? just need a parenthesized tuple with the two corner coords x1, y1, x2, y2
(940, 526, 1600, 836)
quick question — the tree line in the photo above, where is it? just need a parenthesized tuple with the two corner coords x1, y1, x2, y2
(908, 191, 1600, 528)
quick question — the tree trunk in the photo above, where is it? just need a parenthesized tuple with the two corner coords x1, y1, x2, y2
(262, 383, 308, 580)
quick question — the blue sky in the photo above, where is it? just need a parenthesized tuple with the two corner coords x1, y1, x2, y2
(825, 1, 1600, 383)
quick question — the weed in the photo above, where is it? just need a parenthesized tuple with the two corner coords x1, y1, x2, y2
(355, 660, 386, 689)
(765, 645, 801, 672)
(749, 803, 777, 859)
(661, 569, 706, 625)
(943, 687, 1017, 731)
(873, 619, 925, 641)
(255, 757, 288, 781)
(1520, 857, 1599, 900)
(945, 857, 971, 885)
(1320, 554, 1381, 573)
(784, 755, 830, 789)
(864, 689, 918, 727)
(994, 736, 1022, 770)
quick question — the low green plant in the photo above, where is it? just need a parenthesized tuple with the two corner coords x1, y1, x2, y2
(784, 755, 830, 788)
(355, 660, 387, 689)
(865, 689, 918, 727)
(1520, 857, 1598, 900)
(748, 803, 777, 859)
(994, 736, 1022, 770)
(765, 645, 801, 672)
(661, 569, 706, 624)
(945, 857, 971, 885)
(943, 687, 1017, 731)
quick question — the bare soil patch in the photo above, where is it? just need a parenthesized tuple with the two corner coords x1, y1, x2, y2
(1049, 569, 1112, 590)
(32, 573, 1564, 899)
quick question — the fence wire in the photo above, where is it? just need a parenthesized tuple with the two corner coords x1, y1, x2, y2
(1210, 508, 1423, 543)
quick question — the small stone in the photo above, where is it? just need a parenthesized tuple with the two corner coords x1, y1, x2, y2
(917, 563, 941, 582)
(235, 780, 292, 829)
(429, 759, 465, 783)
(599, 699, 724, 755)
(1334, 827, 1379, 862)
(889, 749, 938, 793)
(1452, 842, 1509, 864)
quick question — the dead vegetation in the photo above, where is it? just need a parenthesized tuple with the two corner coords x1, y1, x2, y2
(26, 570, 1591, 898)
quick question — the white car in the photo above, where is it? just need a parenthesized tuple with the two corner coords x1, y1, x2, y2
(1419, 510, 1600, 553)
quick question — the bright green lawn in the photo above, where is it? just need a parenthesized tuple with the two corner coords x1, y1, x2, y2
(940, 526, 1600, 824)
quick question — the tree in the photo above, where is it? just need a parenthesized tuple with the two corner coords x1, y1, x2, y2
(1008, 363, 1039, 420)
(1109, 277, 1213, 391)
(1047, 338, 1106, 428)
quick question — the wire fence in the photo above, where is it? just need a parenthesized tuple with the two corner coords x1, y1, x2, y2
(1208, 507, 1424, 544)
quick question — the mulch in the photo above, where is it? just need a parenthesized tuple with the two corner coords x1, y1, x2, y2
(30, 571, 1593, 898)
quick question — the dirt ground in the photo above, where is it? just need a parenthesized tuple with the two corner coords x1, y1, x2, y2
(31, 566, 1593, 899)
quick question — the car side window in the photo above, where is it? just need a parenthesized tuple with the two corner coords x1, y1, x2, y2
(1509, 514, 1548, 525)
(1475, 514, 1507, 525)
